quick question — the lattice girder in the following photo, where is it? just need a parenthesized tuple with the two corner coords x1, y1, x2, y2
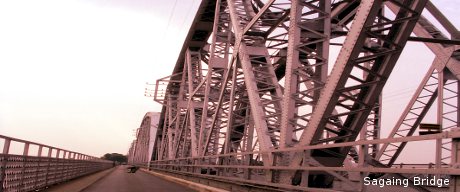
(149, 0, 460, 190)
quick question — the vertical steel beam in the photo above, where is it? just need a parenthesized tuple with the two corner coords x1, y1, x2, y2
(437, 69, 445, 169)
(202, 60, 235, 155)
(227, 0, 283, 166)
(159, 108, 169, 160)
(167, 96, 175, 159)
(451, 134, 460, 192)
(198, 0, 231, 157)
(223, 61, 238, 154)
(186, 49, 200, 157)
(279, 0, 331, 184)
(359, 127, 367, 191)
(280, 0, 301, 148)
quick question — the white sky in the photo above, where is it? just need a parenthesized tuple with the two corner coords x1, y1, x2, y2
(0, 0, 459, 162)
(0, 0, 200, 156)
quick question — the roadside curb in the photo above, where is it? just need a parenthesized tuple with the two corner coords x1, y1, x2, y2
(44, 167, 117, 192)
(140, 168, 229, 192)
(78, 167, 118, 191)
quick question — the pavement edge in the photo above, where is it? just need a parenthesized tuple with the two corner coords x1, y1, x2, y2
(140, 168, 229, 192)
(45, 166, 117, 192)
(77, 167, 118, 192)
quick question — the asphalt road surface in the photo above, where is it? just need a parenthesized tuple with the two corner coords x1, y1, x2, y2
(82, 166, 196, 192)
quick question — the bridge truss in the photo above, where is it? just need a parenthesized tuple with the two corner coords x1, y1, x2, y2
(148, 0, 460, 191)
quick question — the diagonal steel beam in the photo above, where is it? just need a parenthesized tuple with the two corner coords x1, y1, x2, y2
(286, 0, 428, 184)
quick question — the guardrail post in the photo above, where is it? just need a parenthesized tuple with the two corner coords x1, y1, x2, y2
(451, 136, 460, 192)
(37, 146, 42, 157)
(2, 139, 10, 154)
(33, 145, 43, 190)
(56, 149, 63, 183)
(19, 143, 30, 191)
(0, 139, 11, 192)
(44, 148, 52, 187)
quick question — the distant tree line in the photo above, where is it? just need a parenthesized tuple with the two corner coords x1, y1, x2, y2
(101, 153, 127, 163)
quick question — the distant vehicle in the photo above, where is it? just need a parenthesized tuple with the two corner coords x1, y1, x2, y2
(127, 166, 139, 173)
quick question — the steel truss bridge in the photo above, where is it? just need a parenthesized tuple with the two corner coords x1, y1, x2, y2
(140, 0, 460, 191)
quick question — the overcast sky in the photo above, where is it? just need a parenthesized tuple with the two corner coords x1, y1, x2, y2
(0, 0, 200, 156)
(0, 0, 459, 162)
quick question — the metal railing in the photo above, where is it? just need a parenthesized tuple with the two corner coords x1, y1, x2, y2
(149, 131, 460, 191)
(0, 134, 112, 192)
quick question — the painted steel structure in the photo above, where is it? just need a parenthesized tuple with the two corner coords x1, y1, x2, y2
(0, 134, 112, 192)
(127, 112, 160, 166)
(147, 0, 460, 191)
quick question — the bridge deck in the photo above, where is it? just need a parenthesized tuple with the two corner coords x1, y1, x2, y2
(82, 166, 196, 192)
